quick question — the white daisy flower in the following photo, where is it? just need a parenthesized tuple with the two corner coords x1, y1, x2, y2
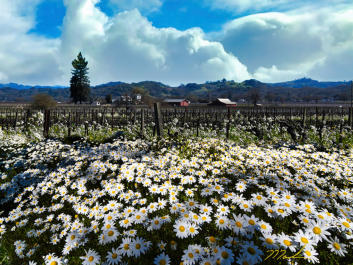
(80, 249, 101, 265)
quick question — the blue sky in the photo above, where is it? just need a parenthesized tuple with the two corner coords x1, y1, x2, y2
(0, 0, 352, 86)
(30, 0, 238, 37)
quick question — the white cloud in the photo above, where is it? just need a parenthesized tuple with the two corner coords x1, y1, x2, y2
(2, 0, 352, 87)
(203, 0, 350, 13)
(0, 0, 63, 85)
(58, 1, 251, 86)
(0, 0, 251, 86)
(254, 65, 304, 83)
(109, 0, 163, 13)
(215, 6, 353, 82)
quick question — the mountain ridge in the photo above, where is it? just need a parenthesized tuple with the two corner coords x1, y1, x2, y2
(0, 78, 352, 103)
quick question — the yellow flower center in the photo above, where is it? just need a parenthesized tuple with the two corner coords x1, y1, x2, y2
(305, 250, 311, 256)
(284, 240, 291, 246)
(247, 247, 256, 255)
(343, 222, 350, 228)
(313, 227, 321, 235)
(88, 256, 94, 262)
(248, 220, 255, 225)
(160, 260, 166, 265)
(219, 219, 225, 225)
(333, 242, 341, 250)
(179, 226, 185, 232)
(221, 251, 229, 259)
(50, 262, 58, 265)
(108, 230, 114, 237)
(301, 237, 308, 244)
(188, 253, 194, 258)
(136, 243, 141, 249)
(266, 238, 273, 244)
(124, 244, 129, 250)
(112, 253, 118, 259)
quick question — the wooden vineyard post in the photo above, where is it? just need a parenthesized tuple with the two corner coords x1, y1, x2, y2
(24, 109, 30, 132)
(133, 108, 136, 125)
(43, 109, 50, 138)
(226, 107, 231, 139)
(140, 109, 145, 139)
(111, 108, 114, 129)
(85, 122, 88, 136)
(302, 108, 307, 128)
(316, 107, 319, 127)
(13, 111, 18, 130)
(153, 103, 164, 138)
(289, 108, 292, 121)
(68, 112, 71, 137)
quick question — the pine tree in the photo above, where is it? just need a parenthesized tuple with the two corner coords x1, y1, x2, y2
(70, 52, 90, 103)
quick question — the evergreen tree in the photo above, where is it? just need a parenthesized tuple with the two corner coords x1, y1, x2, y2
(70, 52, 90, 103)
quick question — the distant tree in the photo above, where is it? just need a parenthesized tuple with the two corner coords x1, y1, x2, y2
(31, 93, 57, 110)
(70, 52, 90, 103)
(131, 86, 153, 105)
(247, 88, 261, 106)
(105, 94, 112, 104)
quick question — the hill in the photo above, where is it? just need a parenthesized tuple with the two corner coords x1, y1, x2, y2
(0, 78, 352, 103)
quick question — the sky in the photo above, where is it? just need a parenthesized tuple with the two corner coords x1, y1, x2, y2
(0, 0, 352, 86)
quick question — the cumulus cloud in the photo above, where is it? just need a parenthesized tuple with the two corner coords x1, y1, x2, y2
(254, 65, 304, 83)
(0, 0, 251, 86)
(203, 0, 350, 13)
(58, 0, 251, 86)
(216, 6, 353, 82)
(2, 0, 352, 87)
(0, 0, 63, 85)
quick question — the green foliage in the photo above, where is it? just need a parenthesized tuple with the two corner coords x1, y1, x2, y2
(31, 93, 57, 110)
(70, 52, 91, 104)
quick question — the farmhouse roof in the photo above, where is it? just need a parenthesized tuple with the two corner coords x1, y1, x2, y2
(163, 99, 187, 103)
(216, 98, 237, 104)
